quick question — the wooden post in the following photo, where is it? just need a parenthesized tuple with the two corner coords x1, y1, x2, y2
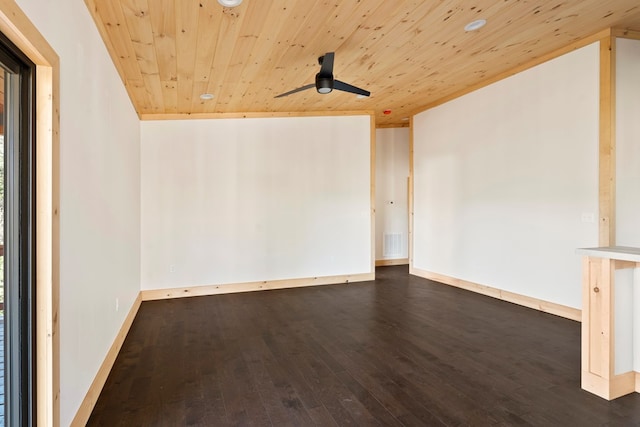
(598, 35, 616, 246)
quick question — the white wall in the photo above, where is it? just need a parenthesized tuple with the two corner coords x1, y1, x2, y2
(15, 1, 141, 424)
(615, 37, 640, 372)
(141, 116, 372, 290)
(375, 128, 409, 261)
(412, 43, 600, 309)
(616, 38, 640, 246)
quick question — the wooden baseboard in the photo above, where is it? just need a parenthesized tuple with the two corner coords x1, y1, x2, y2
(410, 267, 581, 322)
(70, 293, 142, 426)
(636, 372, 640, 393)
(611, 372, 639, 399)
(141, 272, 376, 301)
(375, 258, 409, 266)
(582, 370, 638, 400)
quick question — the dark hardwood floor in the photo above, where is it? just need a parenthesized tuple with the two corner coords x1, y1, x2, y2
(87, 266, 640, 426)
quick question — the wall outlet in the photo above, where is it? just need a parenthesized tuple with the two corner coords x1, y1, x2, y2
(169, 264, 176, 273)
(115, 298, 119, 312)
(581, 212, 595, 223)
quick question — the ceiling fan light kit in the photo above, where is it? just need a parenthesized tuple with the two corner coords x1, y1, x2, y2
(316, 75, 334, 94)
(275, 52, 371, 98)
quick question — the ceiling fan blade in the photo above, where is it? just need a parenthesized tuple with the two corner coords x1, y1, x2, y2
(319, 52, 335, 76)
(334, 80, 370, 97)
(274, 83, 315, 98)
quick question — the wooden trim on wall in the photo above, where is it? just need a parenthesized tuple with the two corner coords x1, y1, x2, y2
(140, 110, 375, 121)
(599, 35, 616, 246)
(36, 63, 60, 427)
(610, 372, 637, 400)
(375, 258, 409, 267)
(70, 294, 142, 427)
(412, 28, 612, 116)
(376, 123, 409, 129)
(0, 1, 61, 425)
(141, 273, 375, 301)
(582, 370, 637, 400)
(411, 268, 582, 322)
(408, 117, 414, 270)
(612, 29, 640, 40)
(370, 113, 376, 275)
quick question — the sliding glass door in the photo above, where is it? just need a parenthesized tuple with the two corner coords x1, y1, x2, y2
(0, 31, 36, 427)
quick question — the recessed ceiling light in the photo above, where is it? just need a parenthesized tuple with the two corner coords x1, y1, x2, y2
(356, 94, 368, 99)
(464, 19, 486, 32)
(402, 117, 409, 121)
(217, 0, 242, 7)
(200, 93, 215, 100)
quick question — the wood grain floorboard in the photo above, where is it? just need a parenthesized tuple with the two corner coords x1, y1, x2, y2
(87, 266, 640, 426)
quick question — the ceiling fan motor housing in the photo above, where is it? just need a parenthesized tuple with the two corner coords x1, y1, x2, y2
(316, 73, 334, 94)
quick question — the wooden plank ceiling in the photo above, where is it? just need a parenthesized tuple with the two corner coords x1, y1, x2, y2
(84, 0, 640, 127)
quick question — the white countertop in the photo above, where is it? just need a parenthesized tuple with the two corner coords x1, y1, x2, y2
(576, 246, 640, 262)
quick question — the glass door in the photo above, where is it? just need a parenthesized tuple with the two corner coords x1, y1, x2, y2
(0, 69, 4, 424)
(0, 31, 36, 427)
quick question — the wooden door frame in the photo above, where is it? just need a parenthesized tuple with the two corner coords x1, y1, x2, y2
(0, 1, 60, 426)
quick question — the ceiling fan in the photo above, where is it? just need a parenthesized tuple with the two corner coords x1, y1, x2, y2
(274, 52, 371, 98)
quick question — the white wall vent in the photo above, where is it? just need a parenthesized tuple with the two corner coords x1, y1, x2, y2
(383, 233, 402, 257)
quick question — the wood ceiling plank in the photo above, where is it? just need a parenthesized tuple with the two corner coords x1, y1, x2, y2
(201, 4, 250, 112)
(304, 0, 378, 53)
(126, 78, 151, 113)
(148, 0, 177, 82)
(142, 73, 165, 114)
(160, 79, 178, 113)
(225, 0, 300, 112)
(92, 0, 144, 83)
(201, 2, 274, 112)
(120, 0, 165, 112)
(148, 0, 178, 113)
(190, 81, 211, 113)
(175, 0, 200, 112)
(189, 0, 224, 113)
(337, 0, 418, 59)
(120, 0, 157, 74)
